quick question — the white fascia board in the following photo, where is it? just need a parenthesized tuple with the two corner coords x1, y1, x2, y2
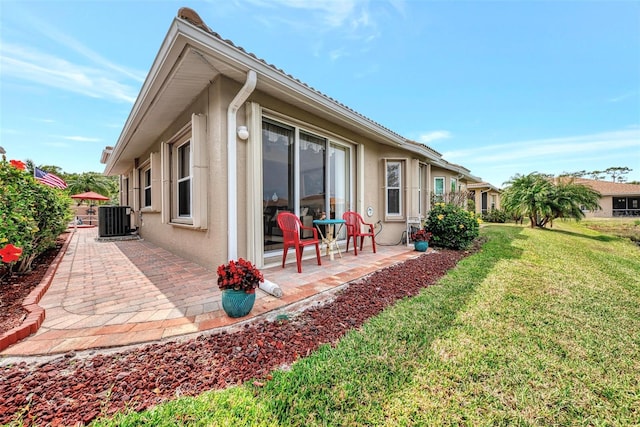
(172, 21, 410, 148)
(104, 21, 185, 175)
(106, 18, 453, 175)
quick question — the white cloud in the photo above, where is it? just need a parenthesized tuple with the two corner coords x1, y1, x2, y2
(20, 10, 146, 83)
(0, 43, 138, 103)
(608, 90, 638, 103)
(245, 0, 398, 60)
(329, 47, 349, 61)
(60, 136, 102, 142)
(442, 129, 640, 165)
(418, 130, 452, 144)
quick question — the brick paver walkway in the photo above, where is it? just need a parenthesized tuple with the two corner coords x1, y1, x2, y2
(1, 227, 420, 357)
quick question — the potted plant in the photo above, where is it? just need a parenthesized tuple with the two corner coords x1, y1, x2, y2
(411, 229, 432, 252)
(217, 258, 264, 318)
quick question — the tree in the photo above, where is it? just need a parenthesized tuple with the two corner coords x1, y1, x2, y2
(501, 173, 553, 228)
(540, 179, 601, 227)
(569, 166, 633, 182)
(602, 166, 632, 183)
(501, 173, 601, 228)
(65, 172, 117, 203)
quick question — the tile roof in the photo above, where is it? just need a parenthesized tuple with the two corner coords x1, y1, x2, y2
(575, 178, 640, 196)
(177, 8, 404, 142)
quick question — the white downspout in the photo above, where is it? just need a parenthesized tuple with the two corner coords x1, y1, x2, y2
(227, 70, 257, 260)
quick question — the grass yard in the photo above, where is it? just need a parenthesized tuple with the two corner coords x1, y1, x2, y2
(581, 217, 640, 244)
(94, 222, 640, 426)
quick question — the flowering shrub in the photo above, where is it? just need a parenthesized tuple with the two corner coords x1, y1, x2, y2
(411, 229, 432, 242)
(217, 258, 264, 293)
(424, 202, 480, 250)
(0, 159, 71, 274)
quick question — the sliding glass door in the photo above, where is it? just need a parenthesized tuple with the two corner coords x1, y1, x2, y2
(262, 119, 352, 252)
(262, 121, 294, 251)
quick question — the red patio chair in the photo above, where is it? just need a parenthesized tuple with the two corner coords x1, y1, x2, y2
(277, 211, 322, 273)
(342, 211, 377, 256)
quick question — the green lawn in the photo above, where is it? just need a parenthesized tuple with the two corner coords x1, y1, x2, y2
(581, 217, 640, 243)
(94, 222, 640, 426)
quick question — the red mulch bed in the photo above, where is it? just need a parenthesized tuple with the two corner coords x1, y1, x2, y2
(0, 239, 65, 334)
(0, 246, 471, 426)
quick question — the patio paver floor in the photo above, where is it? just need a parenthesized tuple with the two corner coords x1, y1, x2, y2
(1, 227, 421, 357)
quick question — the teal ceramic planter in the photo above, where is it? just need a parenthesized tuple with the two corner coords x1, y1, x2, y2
(414, 241, 429, 252)
(221, 289, 256, 318)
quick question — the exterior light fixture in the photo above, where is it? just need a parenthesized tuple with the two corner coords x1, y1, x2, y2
(237, 126, 249, 140)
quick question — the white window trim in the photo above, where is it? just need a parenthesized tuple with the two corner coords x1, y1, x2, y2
(140, 161, 152, 209)
(174, 139, 192, 223)
(434, 176, 445, 196)
(159, 114, 208, 229)
(385, 159, 403, 220)
(418, 164, 425, 216)
(150, 151, 161, 212)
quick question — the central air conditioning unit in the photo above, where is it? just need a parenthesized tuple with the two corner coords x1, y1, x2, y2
(98, 206, 131, 237)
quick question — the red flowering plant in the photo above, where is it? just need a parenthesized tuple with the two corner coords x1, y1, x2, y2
(0, 243, 23, 263)
(217, 258, 264, 294)
(411, 229, 432, 242)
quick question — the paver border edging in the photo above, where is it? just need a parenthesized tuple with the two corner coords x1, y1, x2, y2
(0, 230, 74, 352)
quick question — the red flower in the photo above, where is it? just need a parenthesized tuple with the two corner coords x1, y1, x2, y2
(217, 258, 264, 293)
(9, 160, 25, 170)
(0, 243, 23, 263)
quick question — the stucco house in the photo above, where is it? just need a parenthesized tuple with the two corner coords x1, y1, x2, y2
(574, 178, 640, 217)
(101, 8, 485, 270)
(467, 182, 501, 215)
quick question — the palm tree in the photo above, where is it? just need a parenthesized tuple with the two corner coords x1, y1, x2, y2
(66, 172, 117, 204)
(502, 173, 553, 228)
(502, 173, 600, 228)
(542, 179, 601, 227)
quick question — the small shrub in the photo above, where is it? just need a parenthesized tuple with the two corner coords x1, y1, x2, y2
(425, 202, 480, 250)
(482, 208, 508, 223)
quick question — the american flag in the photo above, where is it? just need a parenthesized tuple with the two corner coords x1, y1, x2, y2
(35, 167, 67, 189)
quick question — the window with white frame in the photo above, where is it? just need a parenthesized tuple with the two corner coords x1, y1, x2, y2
(450, 177, 457, 193)
(176, 141, 191, 218)
(386, 160, 402, 217)
(434, 177, 445, 202)
(418, 164, 425, 216)
(142, 165, 151, 208)
(122, 176, 129, 206)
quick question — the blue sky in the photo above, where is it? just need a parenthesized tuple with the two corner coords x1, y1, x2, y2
(1, 0, 639, 187)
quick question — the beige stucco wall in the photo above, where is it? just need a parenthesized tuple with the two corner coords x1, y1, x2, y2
(119, 75, 477, 270)
(584, 196, 612, 218)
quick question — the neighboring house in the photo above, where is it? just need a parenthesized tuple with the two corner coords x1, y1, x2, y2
(101, 8, 484, 269)
(574, 178, 640, 218)
(467, 182, 501, 215)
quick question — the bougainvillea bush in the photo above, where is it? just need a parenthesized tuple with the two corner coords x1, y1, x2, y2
(0, 159, 71, 274)
(424, 202, 480, 250)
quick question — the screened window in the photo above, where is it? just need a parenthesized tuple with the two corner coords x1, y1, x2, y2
(386, 161, 402, 216)
(142, 167, 151, 208)
(418, 164, 425, 216)
(434, 177, 445, 202)
(177, 141, 191, 217)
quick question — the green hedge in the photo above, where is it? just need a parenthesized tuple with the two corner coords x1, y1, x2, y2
(0, 159, 71, 274)
(425, 202, 480, 249)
